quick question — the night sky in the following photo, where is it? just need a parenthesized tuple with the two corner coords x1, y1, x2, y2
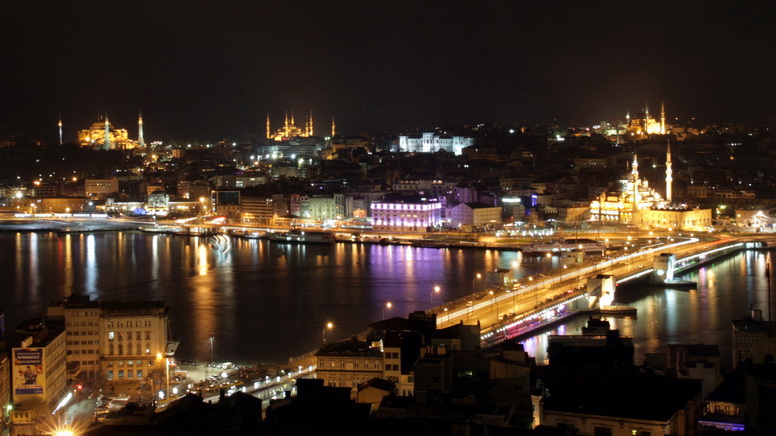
(2, 1, 775, 142)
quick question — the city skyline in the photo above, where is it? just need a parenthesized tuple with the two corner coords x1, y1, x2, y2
(2, 2, 776, 141)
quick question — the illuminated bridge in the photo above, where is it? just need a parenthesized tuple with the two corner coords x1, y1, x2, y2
(427, 236, 773, 347)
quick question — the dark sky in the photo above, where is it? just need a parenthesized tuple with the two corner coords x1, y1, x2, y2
(2, 1, 775, 142)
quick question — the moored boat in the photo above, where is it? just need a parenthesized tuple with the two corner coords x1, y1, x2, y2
(268, 229, 335, 244)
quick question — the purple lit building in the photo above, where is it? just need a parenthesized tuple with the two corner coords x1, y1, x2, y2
(371, 197, 443, 233)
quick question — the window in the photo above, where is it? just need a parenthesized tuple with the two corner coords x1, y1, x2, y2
(137, 370, 143, 378)
(107, 370, 114, 380)
(108, 331, 115, 341)
(127, 370, 133, 378)
(118, 370, 124, 378)
(594, 427, 612, 436)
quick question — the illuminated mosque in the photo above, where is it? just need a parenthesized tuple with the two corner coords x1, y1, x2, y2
(591, 142, 712, 230)
(624, 101, 667, 140)
(267, 111, 333, 141)
(77, 113, 143, 150)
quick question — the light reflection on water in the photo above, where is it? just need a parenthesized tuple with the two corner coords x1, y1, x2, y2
(486, 251, 771, 372)
(0, 231, 769, 368)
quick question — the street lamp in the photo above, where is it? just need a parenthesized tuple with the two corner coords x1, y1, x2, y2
(383, 301, 393, 319)
(433, 285, 441, 305)
(156, 352, 170, 400)
(511, 260, 519, 283)
(323, 322, 333, 342)
(489, 290, 495, 315)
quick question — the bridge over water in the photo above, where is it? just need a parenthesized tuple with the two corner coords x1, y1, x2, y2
(428, 236, 774, 347)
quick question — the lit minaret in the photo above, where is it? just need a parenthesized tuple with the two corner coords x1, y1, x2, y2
(284, 111, 289, 134)
(644, 102, 650, 134)
(308, 110, 314, 136)
(660, 100, 666, 135)
(266, 112, 271, 139)
(665, 140, 673, 203)
(138, 111, 145, 147)
(58, 113, 63, 145)
(103, 114, 111, 151)
(331, 115, 336, 137)
(290, 111, 295, 127)
(632, 152, 640, 211)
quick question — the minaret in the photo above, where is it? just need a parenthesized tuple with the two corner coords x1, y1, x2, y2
(58, 114, 63, 145)
(660, 100, 666, 135)
(290, 111, 295, 128)
(631, 152, 640, 212)
(665, 140, 673, 203)
(138, 111, 145, 147)
(103, 114, 111, 151)
(644, 102, 650, 134)
(266, 112, 271, 139)
(284, 111, 289, 136)
(331, 115, 336, 138)
(625, 109, 630, 133)
(308, 110, 314, 136)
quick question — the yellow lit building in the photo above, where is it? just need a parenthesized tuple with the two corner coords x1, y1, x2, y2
(267, 111, 315, 141)
(624, 101, 668, 140)
(78, 115, 140, 150)
(590, 145, 712, 231)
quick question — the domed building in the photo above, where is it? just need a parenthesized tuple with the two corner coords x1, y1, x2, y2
(590, 143, 712, 231)
(78, 115, 141, 150)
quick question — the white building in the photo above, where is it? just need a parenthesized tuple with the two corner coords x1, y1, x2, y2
(300, 194, 345, 221)
(449, 202, 502, 229)
(397, 133, 473, 156)
(10, 323, 67, 428)
(371, 198, 443, 233)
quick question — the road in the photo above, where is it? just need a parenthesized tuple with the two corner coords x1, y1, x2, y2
(433, 235, 749, 334)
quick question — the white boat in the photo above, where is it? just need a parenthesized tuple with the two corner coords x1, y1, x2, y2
(269, 229, 335, 244)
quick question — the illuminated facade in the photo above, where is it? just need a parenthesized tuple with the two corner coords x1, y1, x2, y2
(371, 198, 443, 233)
(267, 110, 315, 140)
(623, 101, 668, 140)
(315, 338, 383, 398)
(591, 144, 712, 230)
(9, 327, 67, 429)
(46, 296, 171, 384)
(99, 301, 170, 384)
(397, 132, 473, 156)
(590, 154, 668, 224)
(77, 115, 140, 149)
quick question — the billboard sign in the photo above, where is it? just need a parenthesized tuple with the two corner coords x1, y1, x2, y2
(13, 348, 44, 396)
